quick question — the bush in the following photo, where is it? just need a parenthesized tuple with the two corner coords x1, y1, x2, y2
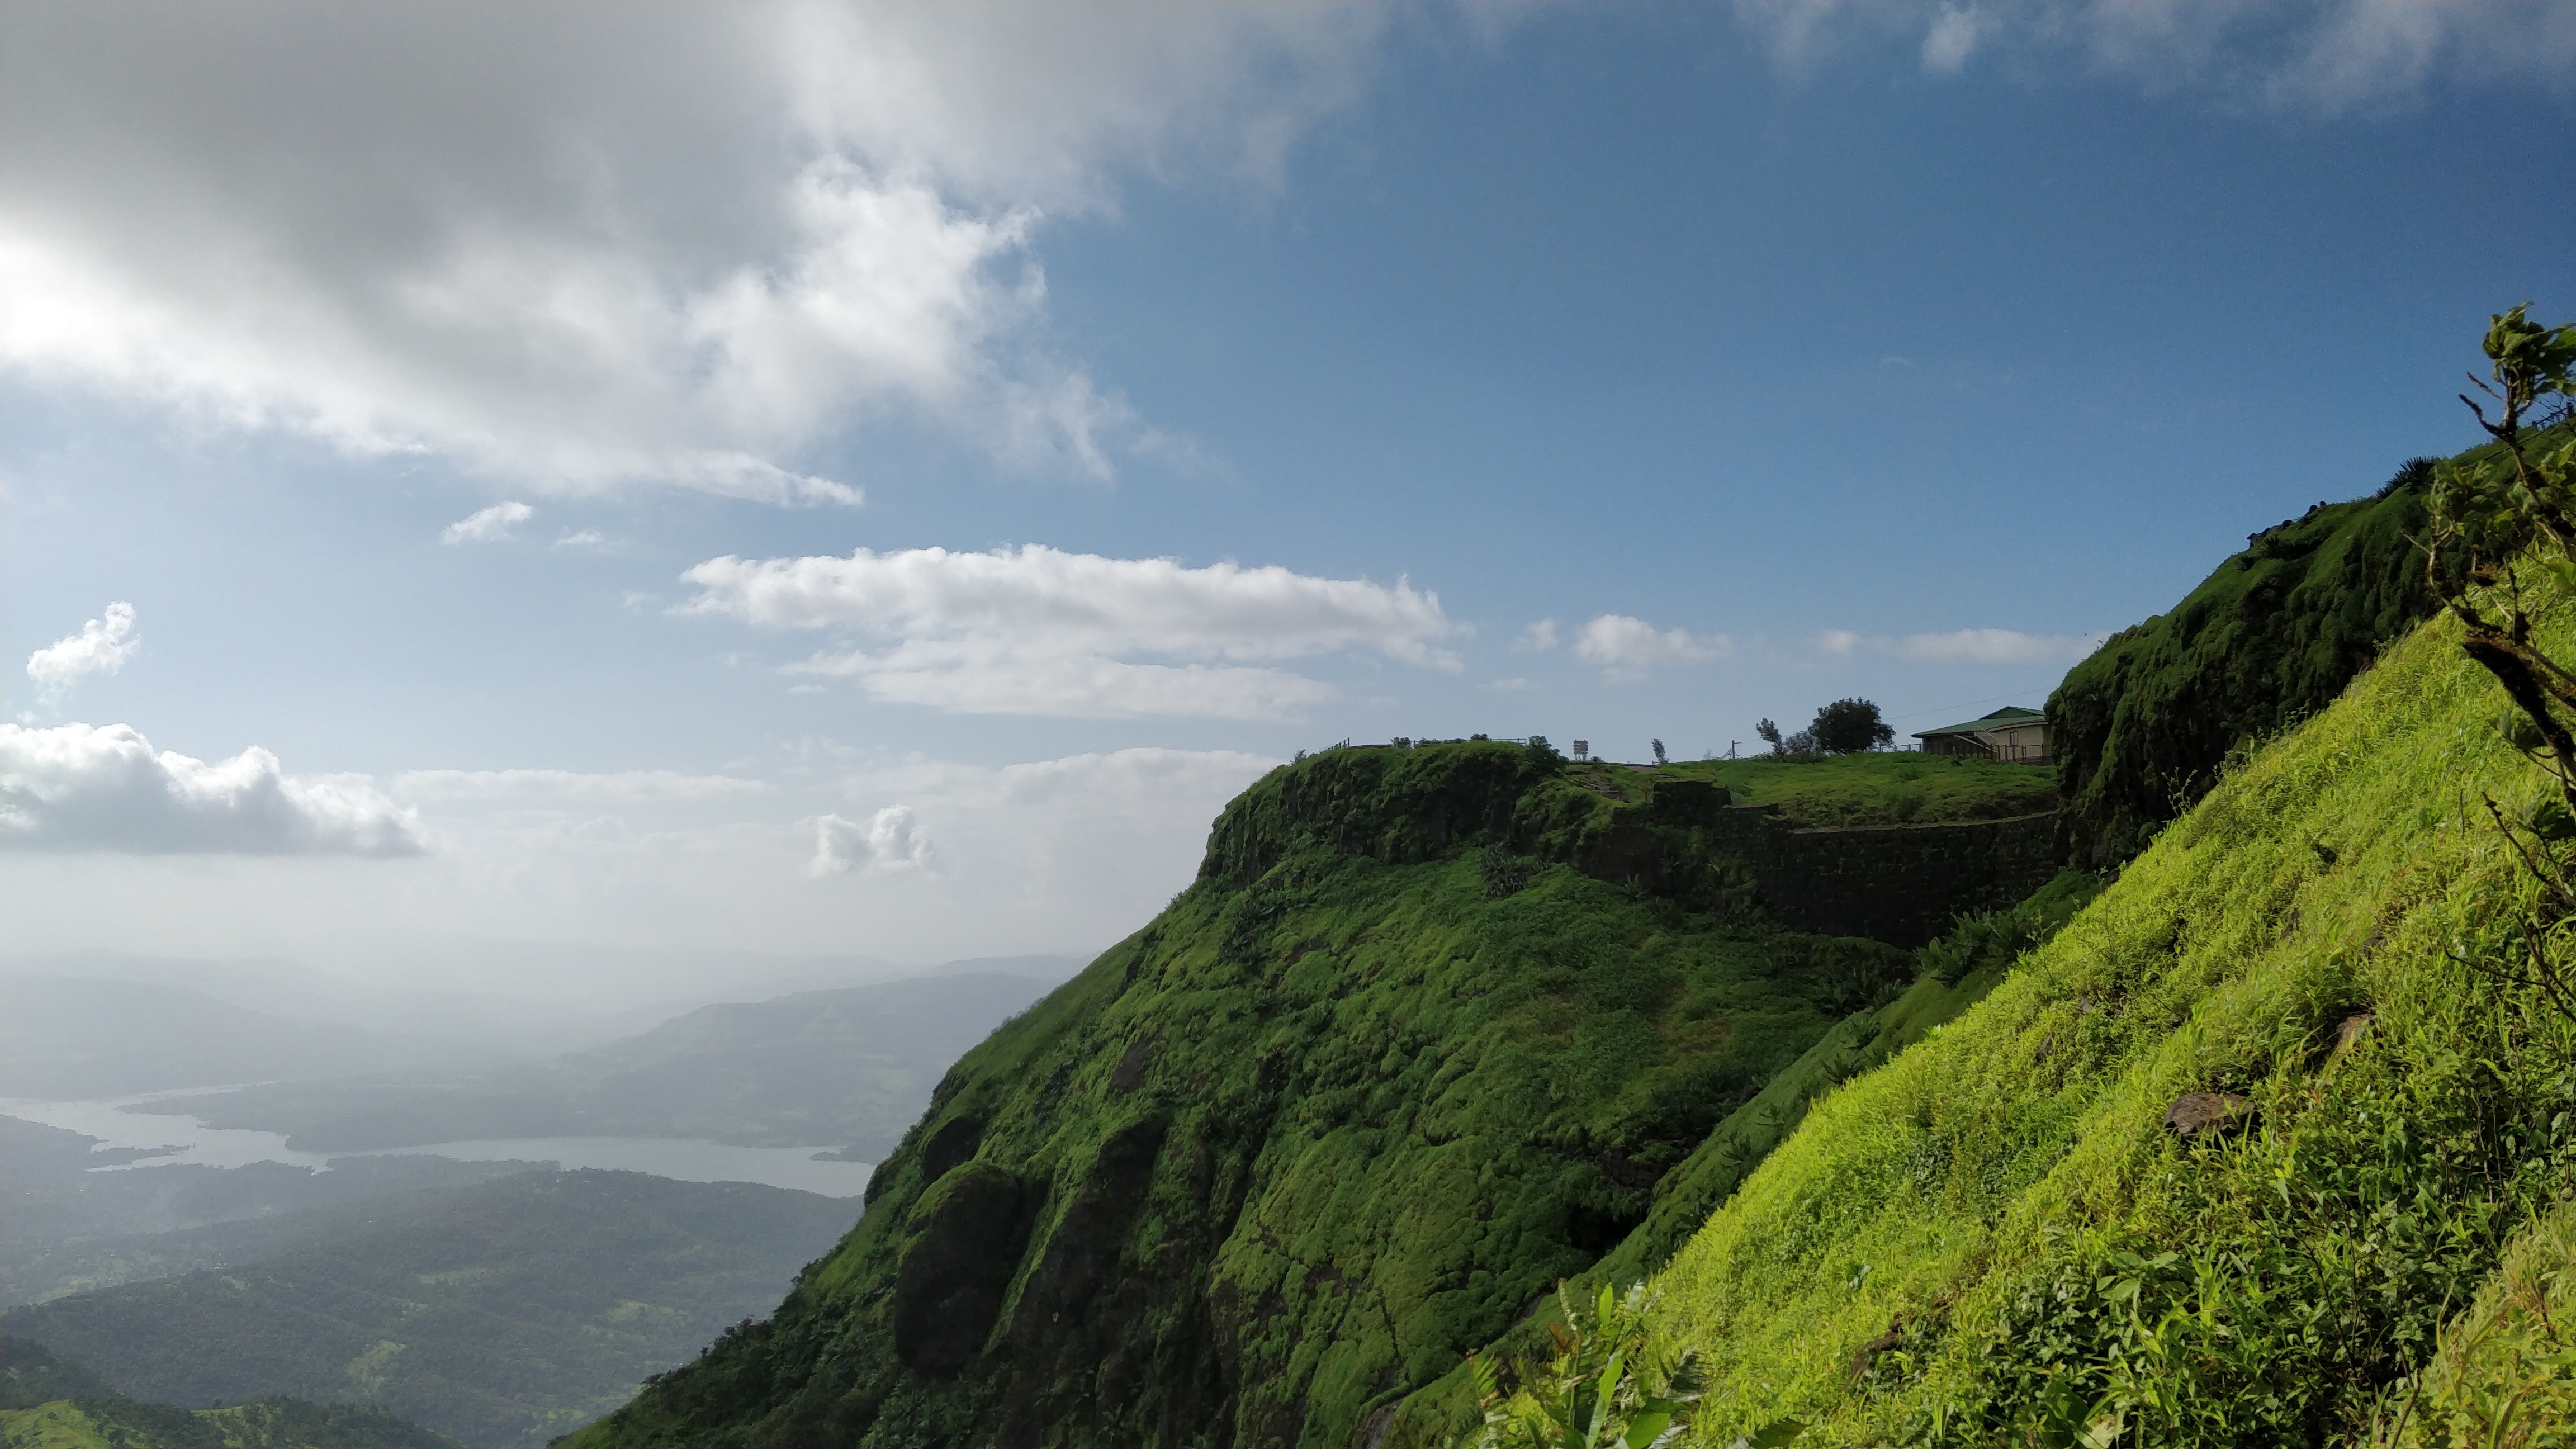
(1811, 699, 1895, 756)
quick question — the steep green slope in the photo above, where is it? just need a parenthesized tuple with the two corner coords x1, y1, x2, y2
(2047, 465, 2437, 869)
(570, 743, 2053, 1448)
(5, 1172, 853, 1447)
(1632, 604, 2575, 1444)
(1, 1334, 452, 1449)
(138, 971, 1063, 1161)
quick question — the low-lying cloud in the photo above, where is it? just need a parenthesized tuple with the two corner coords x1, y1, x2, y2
(1573, 613, 1729, 681)
(1, 722, 424, 856)
(683, 543, 1459, 719)
(26, 602, 140, 704)
(1818, 626, 2104, 665)
(809, 805, 933, 876)
(392, 768, 769, 802)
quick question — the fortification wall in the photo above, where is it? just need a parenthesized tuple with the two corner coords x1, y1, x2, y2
(1565, 779, 2059, 947)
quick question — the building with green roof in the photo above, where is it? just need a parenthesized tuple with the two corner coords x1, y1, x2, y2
(1912, 705, 2051, 764)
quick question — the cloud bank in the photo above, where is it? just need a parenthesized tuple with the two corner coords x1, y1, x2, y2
(683, 544, 1458, 719)
(26, 602, 139, 704)
(0, 3, 1376, 498)
(392, 768, 768, 803)
(1819, 626, 2105, 664)
(1, 722, 424, 856)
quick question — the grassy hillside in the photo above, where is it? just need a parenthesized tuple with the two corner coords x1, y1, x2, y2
(136, 971, 1062, 1161)
(4, 1172, 853, 1447)
(1608, 602, 2575, 1444)
(2047, 466, 2438, 869)
(1, 1334, 452, 1449)
(567, 742, 2052, 1448)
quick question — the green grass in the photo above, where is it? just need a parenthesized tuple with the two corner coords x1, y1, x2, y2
(1557, 754, 2056, 831)
(1, 1334, 452, 1449)
(1632, 600, 2576, 1446)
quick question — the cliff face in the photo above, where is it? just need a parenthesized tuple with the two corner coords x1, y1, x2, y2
(570, 743, 2052, 1449)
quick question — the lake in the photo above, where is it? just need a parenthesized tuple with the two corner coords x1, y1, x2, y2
(1, 1090, 878, 1199)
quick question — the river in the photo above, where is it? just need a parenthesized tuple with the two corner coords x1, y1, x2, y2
(1, 1090, 877, 1199)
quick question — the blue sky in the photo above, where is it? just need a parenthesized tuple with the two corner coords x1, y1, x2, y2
(4, 1, 2572, 989)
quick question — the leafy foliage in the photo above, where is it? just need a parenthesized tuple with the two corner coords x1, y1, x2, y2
(1467, 1284, 1701, 1449)
(1809, 700, 1895, 757)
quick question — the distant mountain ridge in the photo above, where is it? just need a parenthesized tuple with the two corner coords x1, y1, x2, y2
(135, 965, 1082, 1162)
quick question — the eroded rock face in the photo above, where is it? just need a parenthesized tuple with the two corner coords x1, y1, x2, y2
(2165, 1091, 2253, 1139)
(893, 1161, 1035, 1377)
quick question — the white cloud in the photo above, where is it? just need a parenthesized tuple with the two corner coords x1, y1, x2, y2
(1731, 0, 2575, 111)
(809, 805, 932, 875)
(26, 603, 140, 704)
(0, 4, 1378, 499)
(392, 768, 768, 802)
(1817, 628, 1863, 656)
(1514, 618, 1559, 652)
(1922, 6, 1983, 73)
(1, 722, 424, 856)
(1900, 627, 2105, 664)
(1573, 614, 1729, 681)
(683, 543, 1458, 719)
(440, 501, 534, 544)
(553, 528, 608, 551)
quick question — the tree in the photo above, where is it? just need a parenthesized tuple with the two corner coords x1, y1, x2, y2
(1650, 739, 1668, 766)
(1810, 698, 1895, 755)
(1754, 718, 1781, 749)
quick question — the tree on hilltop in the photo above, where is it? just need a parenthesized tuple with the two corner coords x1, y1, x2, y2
(1811, 698, 1895, 755)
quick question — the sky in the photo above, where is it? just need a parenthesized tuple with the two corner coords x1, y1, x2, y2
(5, 0, 2573, 995)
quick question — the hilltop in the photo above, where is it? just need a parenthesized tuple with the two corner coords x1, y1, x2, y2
(568, 737, 2057, 1447)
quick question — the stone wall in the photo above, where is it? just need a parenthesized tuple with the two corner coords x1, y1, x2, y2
(1754, 811, 2060, 946)
(1565, 779, 2061, 948)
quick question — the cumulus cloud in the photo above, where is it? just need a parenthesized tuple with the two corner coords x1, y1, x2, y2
(1900, 628, 2105, 664)
(0, 4, 1378, 498)
(809, 804, 932, 876)
(26, 602, 140, 704)
(682, 543, 1458, 719)
(1, 722, 423, 855)
(1514, 618, 1559, 652)
(1734, 0, 2575, 110)
(1573, 614, 1729, 681)
(440, 501, 533, 544)
(391, 768, 768, 802)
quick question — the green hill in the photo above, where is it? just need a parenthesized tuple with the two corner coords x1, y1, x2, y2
(4, 1172, 854, 1448)
(566, 740, 2059, 1447)
(2046, 465, 2438, 869)
(1, 1334, 451, 1449)
(135, 970, 1066, 1162)
(1602, 582, 2574, 1441)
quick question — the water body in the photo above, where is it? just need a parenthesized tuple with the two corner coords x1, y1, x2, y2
(1, 1091, 877, 1199)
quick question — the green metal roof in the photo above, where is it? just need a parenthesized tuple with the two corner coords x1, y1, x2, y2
(1913, 705, 2045, 738)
